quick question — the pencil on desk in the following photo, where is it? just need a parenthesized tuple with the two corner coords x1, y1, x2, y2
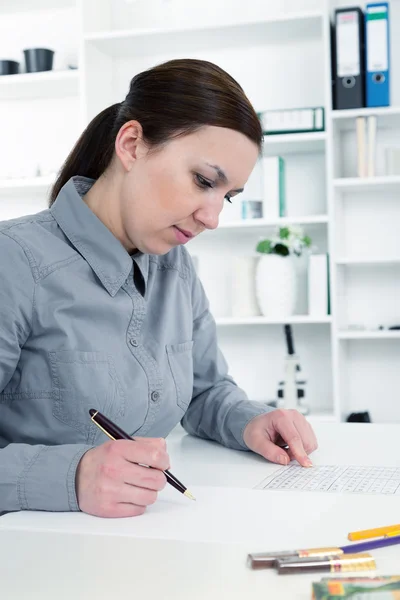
(348, 524, 400, 541)
(248, 534, 400, 569)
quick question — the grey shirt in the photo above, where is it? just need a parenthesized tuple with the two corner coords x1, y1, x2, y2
(0, 176, 271, 513)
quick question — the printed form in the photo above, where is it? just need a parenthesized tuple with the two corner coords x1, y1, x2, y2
(256, 465, 400, 495)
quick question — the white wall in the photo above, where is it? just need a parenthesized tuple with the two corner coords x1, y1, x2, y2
(1, 0, 399, 424)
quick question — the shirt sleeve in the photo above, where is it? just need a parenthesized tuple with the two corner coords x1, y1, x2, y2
(0, 231, 92, 513)
(180, 252, 273, 450)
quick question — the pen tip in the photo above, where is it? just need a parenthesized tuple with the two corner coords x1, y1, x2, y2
(184, 490, 196, 501)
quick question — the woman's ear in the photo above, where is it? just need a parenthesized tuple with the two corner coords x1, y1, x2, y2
(115, 120, 147, 171)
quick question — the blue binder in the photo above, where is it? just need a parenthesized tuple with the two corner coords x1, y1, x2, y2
(365, 2, 390, 107)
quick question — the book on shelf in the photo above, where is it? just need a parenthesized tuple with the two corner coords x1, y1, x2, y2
(356, 115, 377, 177)
(308, 254, 330, 316)
(261, 156, 286, 219)
(258, 107, 325, 135)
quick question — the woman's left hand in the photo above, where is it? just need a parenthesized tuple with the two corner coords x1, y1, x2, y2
(243, 408, 318, 467)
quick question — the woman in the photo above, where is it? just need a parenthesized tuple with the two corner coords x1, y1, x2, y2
(0, 59, 317, 518)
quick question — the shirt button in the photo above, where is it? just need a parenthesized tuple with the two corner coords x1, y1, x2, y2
(129, 338, 138, 347)
(151, 391, 160, 402)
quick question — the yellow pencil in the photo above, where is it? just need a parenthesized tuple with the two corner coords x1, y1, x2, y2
(348, 524, 400, 541)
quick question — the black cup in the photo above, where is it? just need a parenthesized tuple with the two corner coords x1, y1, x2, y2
(0, 60, 20, 75)
(23, 48, 54, 73)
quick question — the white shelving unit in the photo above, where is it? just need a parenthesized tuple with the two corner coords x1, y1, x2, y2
(339, 330, 400, 340)
(1, 0, 399, 424)
(333, 175, 400, 191)
(0, 175, 56, 193)
(215, 316, 332, 326)
(0, 70, 79, 100)
(215, 214, 328, 231)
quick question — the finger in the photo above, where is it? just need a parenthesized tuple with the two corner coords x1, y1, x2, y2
(295, 419, 318, 455)
(106, 439, 170, 471)
(120, 483, 158, 507)
(122, 462, 167, 492)
(248, 431, 291, 466)
(132, 437, 167, 449)
(274, 419, 313, 467)
(110, 504, 146, 518)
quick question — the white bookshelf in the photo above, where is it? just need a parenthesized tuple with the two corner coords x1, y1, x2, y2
(336, 256, 400, 265)
(216, 214, 328, 231)
(83, 12, 324, 57)
(333, 175, 400, 191)
(263, 131, 327, 155)
(339, 330, 400, 340)
(215, 316, 332, 326)
(1, 0, 399, 424)
(0, 70, 79, 100)
(332, 106, 400, 129)
(0, 175, 55, 193)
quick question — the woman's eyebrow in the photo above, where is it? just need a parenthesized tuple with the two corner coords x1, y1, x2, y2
(205, 162, 244, 193)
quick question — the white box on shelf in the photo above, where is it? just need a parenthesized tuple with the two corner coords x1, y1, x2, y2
(308, 254, 329, 316)
(261, 156, 286, 219)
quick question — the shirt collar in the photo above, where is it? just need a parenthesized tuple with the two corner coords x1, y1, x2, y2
(50, 176, 149, 297)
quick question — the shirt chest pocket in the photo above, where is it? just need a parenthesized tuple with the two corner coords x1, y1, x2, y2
(166, 341, 194, 411)
(49, 350, 125, 444)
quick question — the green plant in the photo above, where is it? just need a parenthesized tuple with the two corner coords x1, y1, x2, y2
(256, 226, 312, 257)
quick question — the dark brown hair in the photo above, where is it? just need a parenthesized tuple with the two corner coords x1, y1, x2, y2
(49, 58, 263, 206)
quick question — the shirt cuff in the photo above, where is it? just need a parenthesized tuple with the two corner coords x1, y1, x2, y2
(18, 444, 93, 512)
(226, 401, 275, 450)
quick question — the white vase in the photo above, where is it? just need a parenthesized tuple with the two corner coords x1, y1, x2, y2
(231, 256, 260, 318)
(255, 254, 297, 317)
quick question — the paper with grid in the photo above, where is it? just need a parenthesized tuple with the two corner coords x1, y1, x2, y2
(256, 465, 400, 495)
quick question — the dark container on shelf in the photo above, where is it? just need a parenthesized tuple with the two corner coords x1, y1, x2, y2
(0, 60, 20, 75)
(23, 48, 54, 73)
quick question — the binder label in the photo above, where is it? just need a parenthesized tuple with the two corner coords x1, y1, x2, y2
(337, 11, 360, 77)
(366, 8, 388, 71)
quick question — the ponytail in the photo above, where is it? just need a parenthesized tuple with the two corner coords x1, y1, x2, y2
(49, 103, 120, 206)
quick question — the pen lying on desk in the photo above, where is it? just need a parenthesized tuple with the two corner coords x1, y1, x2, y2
(89, 409, 195, 501)
(247, 534, 400, 569)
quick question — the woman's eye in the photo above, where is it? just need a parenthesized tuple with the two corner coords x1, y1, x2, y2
(196, 174, 213, 189)
(196, 174, 233, 203)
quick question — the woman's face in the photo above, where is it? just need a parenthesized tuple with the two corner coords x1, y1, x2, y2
(115, 123, 259, 255)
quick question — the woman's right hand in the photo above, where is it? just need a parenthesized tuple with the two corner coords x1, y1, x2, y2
(75, 437, 169, 517)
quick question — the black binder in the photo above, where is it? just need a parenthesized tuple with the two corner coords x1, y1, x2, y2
(333, 7, 365, 110)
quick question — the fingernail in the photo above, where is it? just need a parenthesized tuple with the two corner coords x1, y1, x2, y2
(278, 455, 289, 465)
(305, 459, 313, 467)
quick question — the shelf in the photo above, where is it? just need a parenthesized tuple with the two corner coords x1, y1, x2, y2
(336, 257, 400, 265)
(0, 70, 79, 101)
(339, 330, 400, 340)
(0, 175, 55, 195)
(1, 0, 75, 12)
(215, 316, 332, 326)
(332, 106, 400, 130)
(217, 215, 328, 231)
(263, 132, 326, 155)
(333, 176, 400, 192)
(84, 11, 323, 57)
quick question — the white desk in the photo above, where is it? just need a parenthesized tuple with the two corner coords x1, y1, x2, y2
(1, 423, 400, 599)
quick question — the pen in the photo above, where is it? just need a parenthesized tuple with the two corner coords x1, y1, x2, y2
(348, 523, 400, 541)
(89, 409, 195, 501)
(248, 534, 400, 569)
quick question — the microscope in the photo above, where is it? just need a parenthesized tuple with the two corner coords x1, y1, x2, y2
(276, 324, 309, 415)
